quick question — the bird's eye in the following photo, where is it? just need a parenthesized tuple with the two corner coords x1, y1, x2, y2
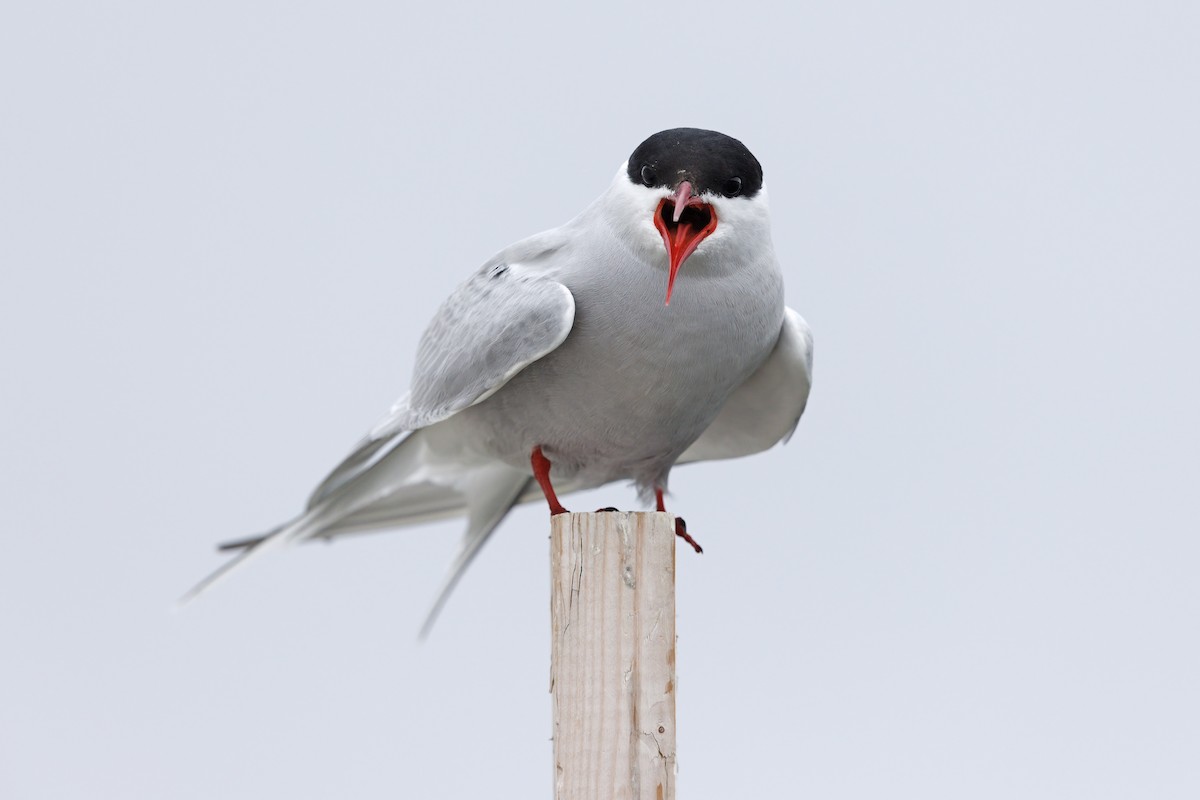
(640, 165, 657, 186)
(722, 177, 743, 197)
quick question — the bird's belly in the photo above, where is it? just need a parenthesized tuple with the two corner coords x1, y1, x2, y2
(451, 275, 781, 488)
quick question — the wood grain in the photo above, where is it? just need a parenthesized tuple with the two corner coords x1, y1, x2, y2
(550, 512, 677, 800)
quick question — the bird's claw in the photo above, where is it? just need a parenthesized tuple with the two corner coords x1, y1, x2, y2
(675, 516, 703, 554)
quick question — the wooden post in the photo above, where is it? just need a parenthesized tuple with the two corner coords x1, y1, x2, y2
(550, 511, 677, 800)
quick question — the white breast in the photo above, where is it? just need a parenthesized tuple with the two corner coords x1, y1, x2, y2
(443, 213, 785, 492)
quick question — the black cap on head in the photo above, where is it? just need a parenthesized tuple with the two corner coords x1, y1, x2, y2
(626, 128, 763, 199)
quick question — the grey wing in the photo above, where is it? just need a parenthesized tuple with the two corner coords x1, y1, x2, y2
(387, 263, 575, 432)
(678, 307, 813, 463)
(308, 256, 574, 507)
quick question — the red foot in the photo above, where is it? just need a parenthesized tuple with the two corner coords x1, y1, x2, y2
(674, 517, 703, 554)
(530, 446, 569, 516)
(655, 488, 703, 553)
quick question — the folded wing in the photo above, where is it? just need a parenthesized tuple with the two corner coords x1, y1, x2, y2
(190, 248, 575, 604)
(678, 307, 814, 463)
(308, 258, 575, 507)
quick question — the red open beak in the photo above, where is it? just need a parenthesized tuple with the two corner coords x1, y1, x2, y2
(653, 180, 718, 305)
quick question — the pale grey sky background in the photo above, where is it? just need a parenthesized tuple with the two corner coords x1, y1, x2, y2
(2, 1, 1197, 798)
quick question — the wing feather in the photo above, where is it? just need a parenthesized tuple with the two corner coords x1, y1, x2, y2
(371, 264, 574, 437)
(678, 307, 813, 463)
(308, 245, 574, 508)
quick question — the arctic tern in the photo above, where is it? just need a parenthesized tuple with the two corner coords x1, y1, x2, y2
(188, 128, 814, 630)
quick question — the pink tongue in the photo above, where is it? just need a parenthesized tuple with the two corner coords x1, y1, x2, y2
(671, 180, 693, 222)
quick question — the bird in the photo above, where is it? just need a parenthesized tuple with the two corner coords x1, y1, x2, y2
(186, 127, 814, 633)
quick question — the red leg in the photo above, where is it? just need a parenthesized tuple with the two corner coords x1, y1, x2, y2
(530, 446, 569, 516)
(654, 487, 703, 554)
